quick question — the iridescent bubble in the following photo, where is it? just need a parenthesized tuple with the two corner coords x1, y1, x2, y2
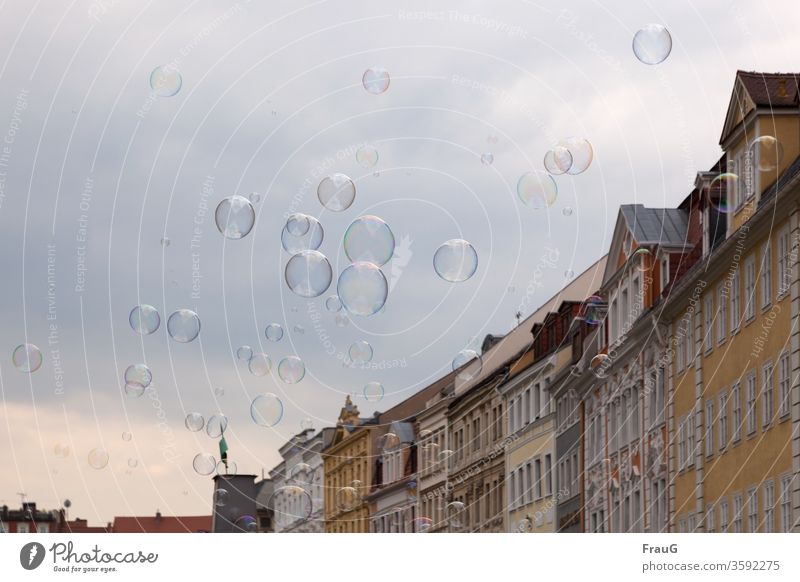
(708, 173, 739, 214)
(433, 239, 478, 282)
(335, 314, 349, 327)
(557, 137, 594, 175)
(590, 354, 610, 378)
(236, 346, 253, 361)
(278, 356, 305, 384)
(281, 216, 324, 254)
(124, 364, 152, 389)
(517, 171, 558, 208)
(343, 215, 395, 266)
(265, 323, 284, 342)
(215, 195, 255, 240)
(748, 135, 784, 172)
(12, 344, 42, 373)
(300, 418, 314, 431)
(128, 458, 138, 469)
(249, 192, 261, 204)
(325, 295, 342, 312)
(185, 412, 205, 432)
(544, 146, 573, 175)
(54, 444, 70, 458)
(632, 24, 672, 65)
(88, 448, 109, 470)
(413, 517, 433, 533)
(149, 65, 182, 97)
(167, 309, 201, 343)
(193, 453, 216, 476)
(518, 518, 533, 533)
(286, 213, 310, 236)
(632, 248, 652, 272)
(446, 501, 466, 529)
(214, 488, 229, 507)
(562, 206, 573, 217)
(250, 393, 284, 427)
(362, 67, 390, 94)
(124, 383, 146, 398)
(270, 486, 313, 529)
(206, 414, 228, 438)
(452, 349, 482, 382)
(363, 381, 384, 402)
(288, 462, 312, 486)
(565, 269, 575, 279)
(336, 486, 360, 511)
(348, 340, 373, 364)
(317, 174, 356, 212)
(580, 295, 606, 326)
(337, 262, 388, 316)
(480, 152, 494, 165)
(122, 432, 132, 442)
(356, 145, 379, 168)
(380, 432, 400, 451)
(285, 250, 333, 298)
(129, 305, 160, 335)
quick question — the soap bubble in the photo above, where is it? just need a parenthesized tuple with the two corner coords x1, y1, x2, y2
(356, 145, 379, 168)
(167, 309, 201, 343)
(206, 414, 228, 438)
(433, 239, 478, 282)
(480, 152, 494, 165)
(446, 501, 466, 529)
(285, 250, 333, 298)
(632, 24, 672, 65)
(265, 323, 284, 342)
(337, 262, 388, 316)
(343, 215, 395, 266)
(748, 135, 783, 172)
(281, 216, 324, 253)
(286, 213, 310, 236)
(452, 349, 482, 382)
(129, 305, 160, 335)
(13, 343, 42, 373)
(185, 412, 205, 432)
(517, 171, 557, 208)
(590, 354, 610, 378)
(278, 356, 306, 384)
(336, 486, 360, 511)
(362, 67, 390, 94)
(215, 195, 255, 239)
(124, 383, 146, 398)
(236, 346, 253, 361)
(557, 137, 594, 175)
(363, 381, 384, 402)
(544, 146, 573, 175)
(124, 364, 152, 389)
(270, 486, 313, 529)
(348, 340, 373, 364)
(192, 453, 216, 476)
(708, 173, 739, 214)
(149, 65, 182, 97)
(250, 393, 284, 427)
(88, 448, 109, 470)
(562, 206, 573, 217)
(214, 488, 229, 507)
(325, 295, 342, 312)
(317, 174, 356, 212)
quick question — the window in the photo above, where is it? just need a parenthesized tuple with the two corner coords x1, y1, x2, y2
(732, 382, 742, 442)
(524, 388, 531, 425)
(745, 255, 756, 320)
(716, 283, 727, 344)
(706, 503, 715, 533)
(632, 386, 640, 440)
(732, 494, 743, 533)
(609, 400, 618, 451)
(678, 415, 686, 470)
(17, 523, 29, 533)
(610, 297, 618, 342)
(545, 454, 553, 496)
(684, 312, 694, 368)
(718, 391, 728, 449)
(661, 256, 670, 292)
(677, 327, 685, 372)
(704, 295, 713, 353)
(779, 351, 790, 418)
(762, 362, 774, 428)
(747, 487, 758, 532)
(525, 463, 533, 504)
(746, 371, 757, 435)
(764, 481, 775, 533)
(534, 458, 543, 499)
(761, 241, 772, 308)
(719, 499, 729, 532)
(632, 276, 640, 320)
(621, 288, 629, 335)
(780, 475, 792, 532)
(730, 269, 740, 332)
(704, 399, 714, 457)
(686, 410, 696, 467)
(651, 478, 667, 533)
(36, 523, 49, 533)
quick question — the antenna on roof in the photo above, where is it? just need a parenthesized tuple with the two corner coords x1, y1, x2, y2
(16, 492, 26, 507)
(515, 311, 522, 326)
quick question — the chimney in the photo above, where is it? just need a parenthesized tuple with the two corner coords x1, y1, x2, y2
(778, 78, 788, 98)
(155, 510, 162, 523)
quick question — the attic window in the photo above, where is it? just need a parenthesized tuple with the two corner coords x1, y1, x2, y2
(660, 256, 670, 292)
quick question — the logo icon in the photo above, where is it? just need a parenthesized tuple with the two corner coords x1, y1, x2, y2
(20, 542, 46, 570)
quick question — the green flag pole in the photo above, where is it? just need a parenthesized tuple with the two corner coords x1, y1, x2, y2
(219, 429, 229, 473)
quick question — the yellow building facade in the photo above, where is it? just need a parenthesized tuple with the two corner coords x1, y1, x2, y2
(668, 71, 800, 533)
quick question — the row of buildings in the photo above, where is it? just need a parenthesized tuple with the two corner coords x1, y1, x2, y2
(258, 70, 800, 533)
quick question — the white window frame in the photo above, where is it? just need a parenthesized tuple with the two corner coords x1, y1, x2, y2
(732, 382, 742, 442)
(763, 480, 775, 533)
(747, 486, 758, 532)
(761, 240, 772, 309)
(704, 399, 714, 457)
(732, 493, 743, 533)
(716, 283, 727, 344)
(704, 295, 713, 353)
(777, 226, 790, 299)
(706, 503, 715, 533)
(730, 269, 740, 333)
(762, 361, 774, 428)
(779, 351, 791, 418)
(719, 499, 729, 532)
(746, 371, 757, 436)
(745, 255, 756, 321)
(718, 390, 728, 450)
(686, 410, 696, 468)
(780, 475, 792, 532)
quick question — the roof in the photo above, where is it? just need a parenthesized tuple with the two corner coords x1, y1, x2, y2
(619, 204, 690, 245)
(386, 421, 415, 444)
(111, 514, 212, 533)
(737, 71, 800, 107)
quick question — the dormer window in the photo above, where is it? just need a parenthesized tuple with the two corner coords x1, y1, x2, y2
(660, 256, 670, 292)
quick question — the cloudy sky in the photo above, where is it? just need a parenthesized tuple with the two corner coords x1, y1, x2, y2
(1, 0, 798, 524)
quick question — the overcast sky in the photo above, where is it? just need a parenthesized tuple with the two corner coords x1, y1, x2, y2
(1, 0, 798, 525)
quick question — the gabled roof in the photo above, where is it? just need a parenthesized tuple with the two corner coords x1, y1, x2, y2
(111, 514, 211, 533)
(720, 71, 800, 144)
(620, 204, 689, 245)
